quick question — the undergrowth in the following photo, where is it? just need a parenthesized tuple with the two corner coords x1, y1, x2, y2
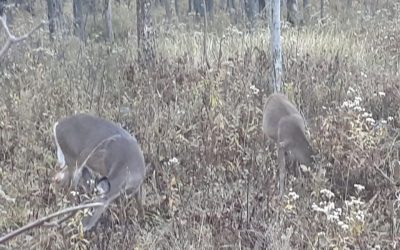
(1, 1, 400, 249)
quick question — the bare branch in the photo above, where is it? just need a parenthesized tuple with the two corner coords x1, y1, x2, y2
(0, 202, 104, 244)
(0, 14, 46, 59)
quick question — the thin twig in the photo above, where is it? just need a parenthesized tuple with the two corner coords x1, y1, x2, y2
(0, 14, 46, 58)
(0, 202, 104, 244)
(202, 0, 210, 70)
(216, 35, 225, 71)
(373, 163, 396, 186)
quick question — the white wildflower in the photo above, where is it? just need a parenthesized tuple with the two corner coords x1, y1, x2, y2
(327, 213, 339, 222)
(168, 157, 179, 165)
(312, 203, 325, 213)
(388, 116, 394, 121)
(70, 191, 79, 196)
(288, 191, 299, 201)
(341, 101, 349, 108)
(250, 85, 260, 95)
(346, 198, 365, 207)
(320, 189, 335, 199)
(354, 184, 365, 192)
(378, 92, 385, 97)
(338, 220, 349, 231)
(355, 210, 365, 221)
(361, 72, 368, 78)
(300, 164, 310, 172)
(354, 97, 362, 106)
(342, 101, 355, 108)
(326, 202, 335, 211)
(381, 120, 387, 124)
(366, 117, 375, 125)
(362, 112, 372, 118)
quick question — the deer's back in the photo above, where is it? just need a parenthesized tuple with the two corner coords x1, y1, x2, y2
(262, 93, 306, 141)
(55, 113, 140, 176)
(102, 136, 146, 184)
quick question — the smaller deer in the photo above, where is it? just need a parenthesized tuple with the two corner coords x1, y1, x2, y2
(52, 113, 146, 232)
(262, 93, 314, 196)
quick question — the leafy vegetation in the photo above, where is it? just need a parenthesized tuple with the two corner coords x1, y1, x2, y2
(1, 1, 400, 249)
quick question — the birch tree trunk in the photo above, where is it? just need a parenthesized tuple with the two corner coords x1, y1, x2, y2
(47, 0, 64, 40)
(320, 0, 324, 19)
(287, 0, 298, 26)
(164, 0, 172, 21)
(105, 0, 113, 42)
(73, 0, 85, 40)
(271, 0, 282, 92)
(303, 0, 310, 23)
(137, 0, 156, 68)
(175, 0, 180, 19)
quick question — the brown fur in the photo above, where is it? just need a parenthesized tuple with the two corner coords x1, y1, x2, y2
(53, 113, 146, 231)
(262, 93, 314, 165)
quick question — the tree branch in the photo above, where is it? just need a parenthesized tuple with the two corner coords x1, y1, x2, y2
(0, 202, 104, 244)
(0, 14, 46, 59)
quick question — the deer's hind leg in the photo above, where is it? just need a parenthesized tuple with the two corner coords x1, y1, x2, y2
(53, 122, 66, 169)
(278, 147, 286, 198)
(82, 172, 145, 231)
(134, 187, 145, 220)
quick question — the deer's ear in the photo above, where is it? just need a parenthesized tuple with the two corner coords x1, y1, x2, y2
(96, 176, 111, 194)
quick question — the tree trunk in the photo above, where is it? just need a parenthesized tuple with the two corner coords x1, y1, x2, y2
(202, 0, 210, 69)
(188, 0, 193, 13)
(0, 0, 5, 16)
(271, 0, 282, 92)
(245, 0, 252, 22)
(105, 0, 113, 42)
(227, 0, 235, 10)
(137, 0, 156, 68)
(303, 0, 309, 23)
(174, 0, 180, 19)
(164, 0, 172, 21)
(364, 0, 369, 15)
(88, 0, 97, 25)
(206, 0, 214, 21)
(47, 0, 63, 40)
(347, 0, 352, 8)
(246, 0, 259, 24)
(287, 0, 298, 26)
(252, 0, 259, 19)
(259, 0, 265, 14)
(320, 0, 323, 19)
(73, 0, 85, 40)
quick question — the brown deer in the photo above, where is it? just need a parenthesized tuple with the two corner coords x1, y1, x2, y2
(262, 93, 314, 196)
(52, 113, 146, 231)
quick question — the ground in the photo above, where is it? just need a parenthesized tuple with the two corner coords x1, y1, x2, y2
(1, 1, 400, 249)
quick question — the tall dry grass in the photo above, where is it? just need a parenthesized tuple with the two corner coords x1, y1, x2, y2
(1, 1, 400, 249)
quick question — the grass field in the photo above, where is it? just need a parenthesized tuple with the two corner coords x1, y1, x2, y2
(1, 1, 400, 249)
